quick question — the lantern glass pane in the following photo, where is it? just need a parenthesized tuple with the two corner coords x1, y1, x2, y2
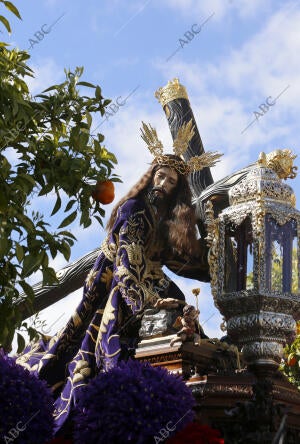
(225, 234, 238, 291)
(271, 240, 283, 292)
(292, 236, 298, 294)
(246, 243, 254, 290)
(224, 217, 253, 292)
(266, 216, 297, 293)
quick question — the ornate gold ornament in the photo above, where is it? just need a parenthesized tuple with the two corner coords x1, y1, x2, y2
(155, 78, 189, 107)
(73, 359, 91, 383)
(230, 160, 296, 207)
(205, 200, 220, 304)
(258, 149, 297, 179)
(140, 120, 222, 175)
(85, 268, 98, 289)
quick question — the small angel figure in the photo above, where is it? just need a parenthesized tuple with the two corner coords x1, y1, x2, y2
(170, 304, 201, 347)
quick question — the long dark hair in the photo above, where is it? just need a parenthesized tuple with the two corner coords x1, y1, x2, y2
(106, 156, 200, 257)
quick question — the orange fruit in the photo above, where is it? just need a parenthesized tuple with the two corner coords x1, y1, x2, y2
(92, 180, 115, 204)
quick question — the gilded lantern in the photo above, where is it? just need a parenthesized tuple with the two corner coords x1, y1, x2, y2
(205, 150, 300, 375)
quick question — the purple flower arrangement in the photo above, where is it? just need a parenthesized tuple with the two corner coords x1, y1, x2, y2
(0, 350, 54, 444)
(74, 359, 195, 444)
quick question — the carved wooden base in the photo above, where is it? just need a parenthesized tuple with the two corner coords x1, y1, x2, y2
(135, 335, 300, 442)
(136, 335, 241, 381)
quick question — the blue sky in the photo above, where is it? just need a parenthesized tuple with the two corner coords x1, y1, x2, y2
(3, 0, 300, 342)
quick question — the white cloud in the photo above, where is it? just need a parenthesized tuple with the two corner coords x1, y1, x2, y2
(111, 56, 140, 68)
(192, 3, 300, 105)
(164, 0, 229, 20)
(88, 1, 151, 36)
(234, 0, 273, 19)
(44, 0, 63, 6)
(164, 0, 271, 21)
(100, 0, 151, 13)
(26, 57, 64, 95)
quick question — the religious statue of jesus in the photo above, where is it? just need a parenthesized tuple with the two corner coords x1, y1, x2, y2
(16, 119, 221, 433)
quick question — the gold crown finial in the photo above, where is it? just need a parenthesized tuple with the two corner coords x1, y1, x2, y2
(258, 149, 297, 179)
(155, 78, 189, 107)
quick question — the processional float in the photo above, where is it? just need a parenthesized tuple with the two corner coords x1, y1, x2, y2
(137, 79, 300, 443)
(20, 78, 300, 443)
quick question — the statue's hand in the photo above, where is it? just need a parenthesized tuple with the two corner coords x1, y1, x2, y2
(154, 298, 180, 309)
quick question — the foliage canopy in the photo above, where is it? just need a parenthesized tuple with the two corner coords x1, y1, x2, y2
(0, 1, 118, 350)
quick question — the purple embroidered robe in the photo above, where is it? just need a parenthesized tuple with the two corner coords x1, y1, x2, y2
(16, 196, 209, 433)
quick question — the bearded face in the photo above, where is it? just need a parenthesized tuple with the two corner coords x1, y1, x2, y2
(149, 166, 178, 206)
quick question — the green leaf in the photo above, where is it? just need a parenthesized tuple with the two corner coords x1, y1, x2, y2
(64, 199, 76, 212)
(17, 332, 26, 353)
(49, 243, 57, 259)
(94, 215, 104, 227)
(0, 237, 9, 259)
(85, 111, 92, 128)
(38, 183, 53, 196)
(22, 253, 43, 277)
(16, 213, 35, 233)
(77, 81, 96, 88)
(81, 216, 92, 228)
(58, 230, 77, 240)
(42, 84, 60, 93)
(103, 99, 111, 107)
(14, 173, 35, 193)
(18, 173, 36, 185)
(0, 15, 11, 33)
(42, 267, 58, 286)
(98, 206, 105, 217)
(41, 251, 49, 267)
(95, 86, 102, 100)
(15, 243, 24, 263)
(58, 210, 77, 228)
(19, 279, 35, 300)
(3, 1, 21, 19)
(0, 189, 8, 211)
(58, 241, 71, 261)
(51, 193, 62, 216)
